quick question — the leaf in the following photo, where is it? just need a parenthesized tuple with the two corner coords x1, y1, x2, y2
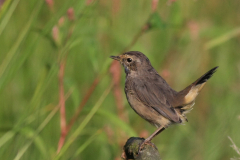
(148, 12, 166, 30)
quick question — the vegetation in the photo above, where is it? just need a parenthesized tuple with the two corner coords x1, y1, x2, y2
(0, 0, 240, 159)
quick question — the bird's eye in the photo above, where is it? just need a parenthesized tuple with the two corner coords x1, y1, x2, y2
(127, 58, 132, 63)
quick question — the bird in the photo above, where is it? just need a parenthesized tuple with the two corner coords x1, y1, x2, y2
(110, 51, 218, 152)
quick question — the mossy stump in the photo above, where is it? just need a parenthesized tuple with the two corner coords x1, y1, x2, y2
(122, 137, 161, 160)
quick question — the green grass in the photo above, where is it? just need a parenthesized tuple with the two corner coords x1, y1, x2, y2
(0, 0, 240, 159)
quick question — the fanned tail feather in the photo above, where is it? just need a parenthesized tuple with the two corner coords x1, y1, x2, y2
(195, 66, 219, 85)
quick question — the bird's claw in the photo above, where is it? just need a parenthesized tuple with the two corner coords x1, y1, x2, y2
(138, 140, 152, 154)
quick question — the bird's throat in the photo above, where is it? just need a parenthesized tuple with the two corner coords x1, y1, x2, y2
(124, 66, 130, 74)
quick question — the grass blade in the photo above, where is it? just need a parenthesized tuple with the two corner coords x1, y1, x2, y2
(73, 129, 102, 158)
(205, 27, 240, 50)
(96, 109, 137, 136)
(0, 0, 20, 35)
(13, 105, 60, 160)
(0, 131, 15, 148)
(0, 0, 44, 79)
(54, 84, 113, 160)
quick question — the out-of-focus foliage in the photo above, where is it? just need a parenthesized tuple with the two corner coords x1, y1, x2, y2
(0, 0, 240, 159)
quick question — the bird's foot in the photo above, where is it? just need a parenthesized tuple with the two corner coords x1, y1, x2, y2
(138, 139, 152, 154)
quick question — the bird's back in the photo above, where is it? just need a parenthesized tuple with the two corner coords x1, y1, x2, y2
(125, 67, 177, 104)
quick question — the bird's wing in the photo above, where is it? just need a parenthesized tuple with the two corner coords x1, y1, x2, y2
(133, 81, 181, 123)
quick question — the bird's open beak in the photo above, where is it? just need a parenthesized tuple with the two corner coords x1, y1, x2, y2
(110, 55, 121, 61)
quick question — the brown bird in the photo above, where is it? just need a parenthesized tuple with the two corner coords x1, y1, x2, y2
(110, 51, 218, 151)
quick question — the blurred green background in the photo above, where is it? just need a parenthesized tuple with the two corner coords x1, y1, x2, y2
(0, 0, 240, 159)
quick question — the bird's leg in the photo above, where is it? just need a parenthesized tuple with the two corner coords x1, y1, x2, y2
(145, 126, 165, 142)
(138, 126, 165, 153)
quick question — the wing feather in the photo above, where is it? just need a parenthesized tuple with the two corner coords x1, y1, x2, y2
(133, 81, 181, 123)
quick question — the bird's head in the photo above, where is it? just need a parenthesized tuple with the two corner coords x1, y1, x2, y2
(110, 51, 153, 75)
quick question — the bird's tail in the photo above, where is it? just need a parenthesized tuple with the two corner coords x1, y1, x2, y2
(177, 66, 219, 106)
(174, 66, 218, 122)
(193, 66, 219, 86)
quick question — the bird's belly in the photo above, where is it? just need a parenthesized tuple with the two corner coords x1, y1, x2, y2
(126, 93, 172, 128)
